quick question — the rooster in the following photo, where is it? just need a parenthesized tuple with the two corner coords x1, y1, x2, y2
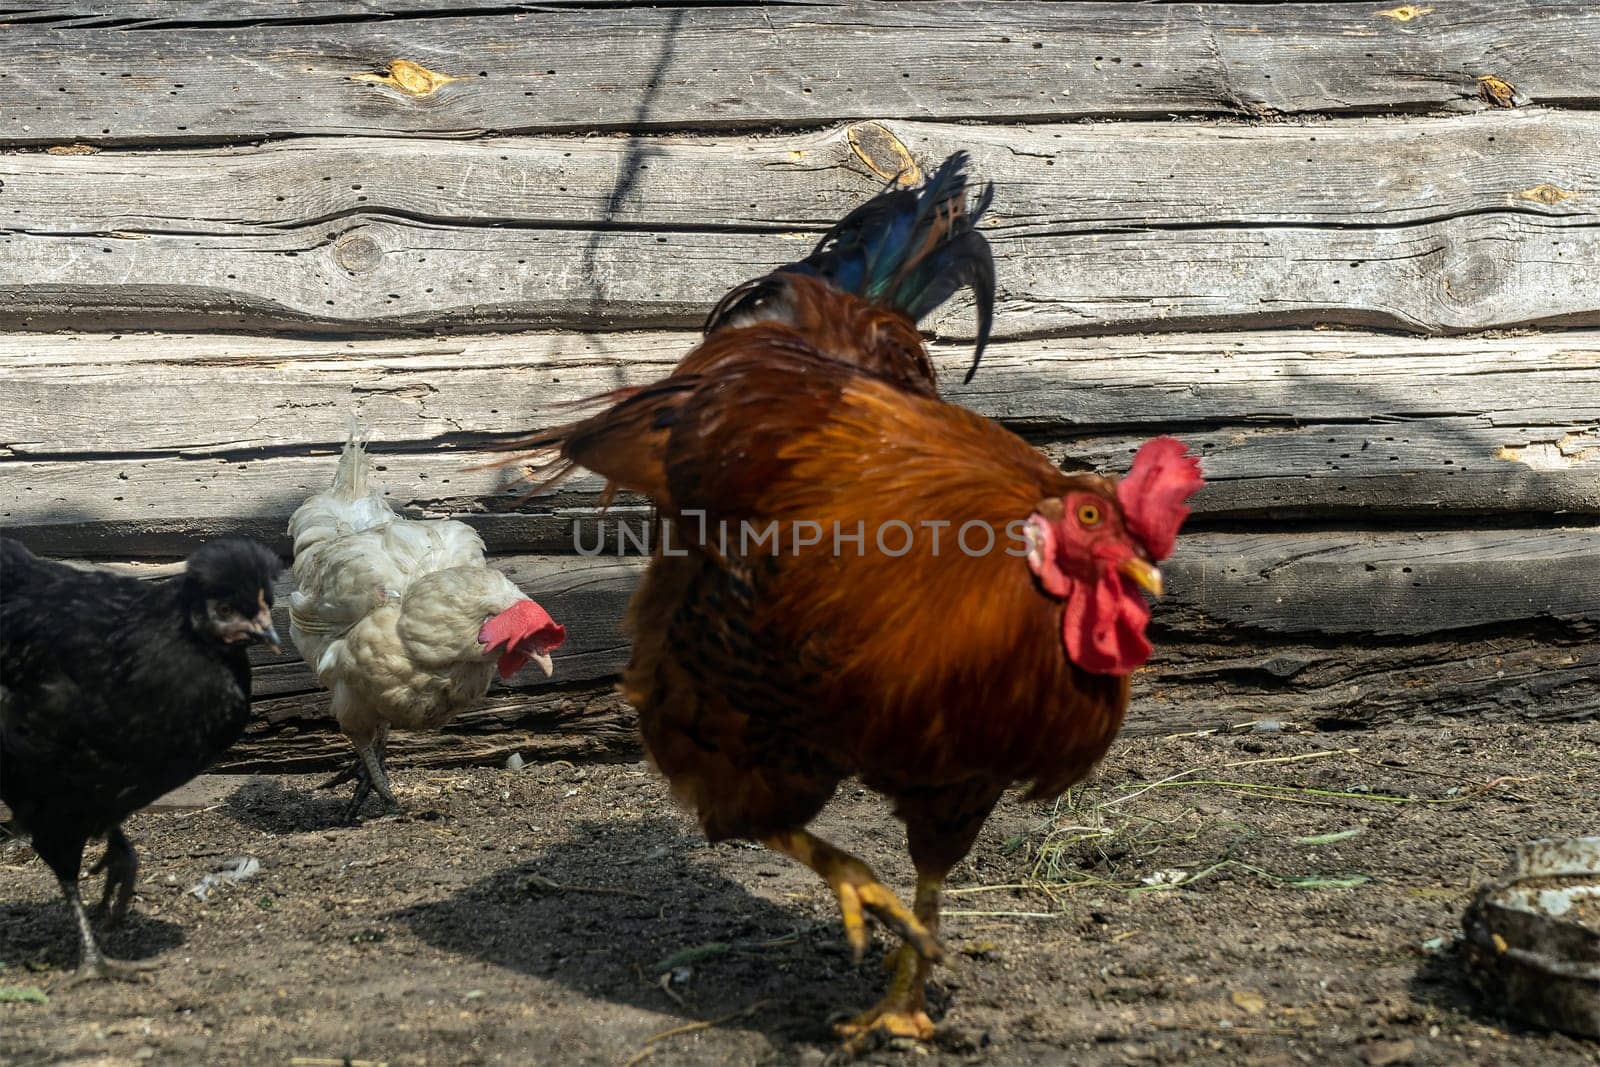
(288, 430, 566, 820)
(515, 155, 1204, 1046)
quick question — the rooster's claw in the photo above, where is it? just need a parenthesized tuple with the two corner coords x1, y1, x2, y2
(835, 878, 942, 965)
(764, 831, 945, 965)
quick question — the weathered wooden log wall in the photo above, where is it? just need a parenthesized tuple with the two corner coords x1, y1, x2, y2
(2, 1, 1596, 770)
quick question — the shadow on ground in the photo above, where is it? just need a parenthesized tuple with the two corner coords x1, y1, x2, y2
(220, 776, 360, 833)
(396, 816, 938, 1049)
(0, 897, 184, 973)
(1407, 941, 1597, 1053)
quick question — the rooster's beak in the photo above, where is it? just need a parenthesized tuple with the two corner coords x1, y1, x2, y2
(1118, 557, 1164, 597)
(531, 650, 555, 677)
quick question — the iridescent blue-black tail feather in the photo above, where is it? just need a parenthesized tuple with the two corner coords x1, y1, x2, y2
(706, 151, 995, 382)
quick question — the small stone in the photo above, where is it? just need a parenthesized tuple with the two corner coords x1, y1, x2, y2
(1231, 990, 1267, 1014)
(1360, 1039, 1417, 1067)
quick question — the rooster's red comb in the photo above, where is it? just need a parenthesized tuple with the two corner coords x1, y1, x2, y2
(1116, 438, 1203, 561)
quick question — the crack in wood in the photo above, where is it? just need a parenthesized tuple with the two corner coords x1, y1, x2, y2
(1496, 427, 1600, 470)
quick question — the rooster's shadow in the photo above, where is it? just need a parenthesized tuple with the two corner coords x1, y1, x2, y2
(396, 816, 899, 1047)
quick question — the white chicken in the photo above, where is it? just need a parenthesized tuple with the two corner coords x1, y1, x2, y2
(288, 429, 566, 819)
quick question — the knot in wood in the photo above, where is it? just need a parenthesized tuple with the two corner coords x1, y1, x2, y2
(335, 232, 383, 274)
(1440, 249, 1500, 309)
(1476, 75, 1518, 109)
(351, 59, 460, 99)
(847, 122, 921, 186)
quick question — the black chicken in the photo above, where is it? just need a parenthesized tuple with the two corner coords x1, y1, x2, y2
(0, 537, 281, 980)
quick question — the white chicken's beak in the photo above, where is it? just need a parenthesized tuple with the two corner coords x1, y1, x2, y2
(531, 650, 555, 677)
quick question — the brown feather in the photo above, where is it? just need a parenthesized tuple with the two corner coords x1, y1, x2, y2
(579, 348, 1135, 848)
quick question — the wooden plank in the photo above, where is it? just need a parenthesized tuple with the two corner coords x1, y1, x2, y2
(9, 419, 1600, 558)
(221, 623, 1600, 772)
(6, 110, 1594, 332)
(0, 331, 684, 455)
(4, 202, 1598, 337)
(1163, 530, 1600, 636)
(4, 331, 1596, 551)
(1046, 421, 1600, 521)
(988, 212, 1600, 336)
(9, 329, 1598, 453)
(216, 625, 1600, 771)
(13, 0, 816, 24)
(470, 529, 1595, 644)
(40, 529, 1591, 770)
(6, 113, 1596, 236)
(69, 531, 1597, 710)
(15, 533, 1598, 772)
(144, 774, 249, 812)
(1135, 629, 1600, 731)
(221, 686, 642, 773)
(3, 3, 1596, 146)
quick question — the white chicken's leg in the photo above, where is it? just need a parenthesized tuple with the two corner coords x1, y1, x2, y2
(316, 759, 362, 791)
(329, 690, 400, 821)
(319, 688, 369, 791)
(342, 722, 400, 821)
(358, 726, 400, 812)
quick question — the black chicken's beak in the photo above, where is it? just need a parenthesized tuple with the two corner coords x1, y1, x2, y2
(251, 610, 283, 654)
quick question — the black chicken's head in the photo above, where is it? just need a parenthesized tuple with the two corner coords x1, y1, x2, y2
(182, 537, 284, 652)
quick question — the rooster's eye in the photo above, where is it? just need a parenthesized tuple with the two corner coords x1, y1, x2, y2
(1076, 503, 1102, 527)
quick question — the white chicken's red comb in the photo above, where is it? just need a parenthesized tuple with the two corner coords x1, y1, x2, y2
(478, 598, 566, 653)
(1116, 437, 1203, 561)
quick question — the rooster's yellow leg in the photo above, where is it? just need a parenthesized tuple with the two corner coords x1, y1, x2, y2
(835, 871, 943, 1047)
(762, 830, 942, 964)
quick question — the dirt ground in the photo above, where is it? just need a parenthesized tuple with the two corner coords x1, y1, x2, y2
(3, 720, 1597, 1067)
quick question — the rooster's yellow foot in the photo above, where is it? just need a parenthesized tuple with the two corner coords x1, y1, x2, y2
(831, 871, 941, 964)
